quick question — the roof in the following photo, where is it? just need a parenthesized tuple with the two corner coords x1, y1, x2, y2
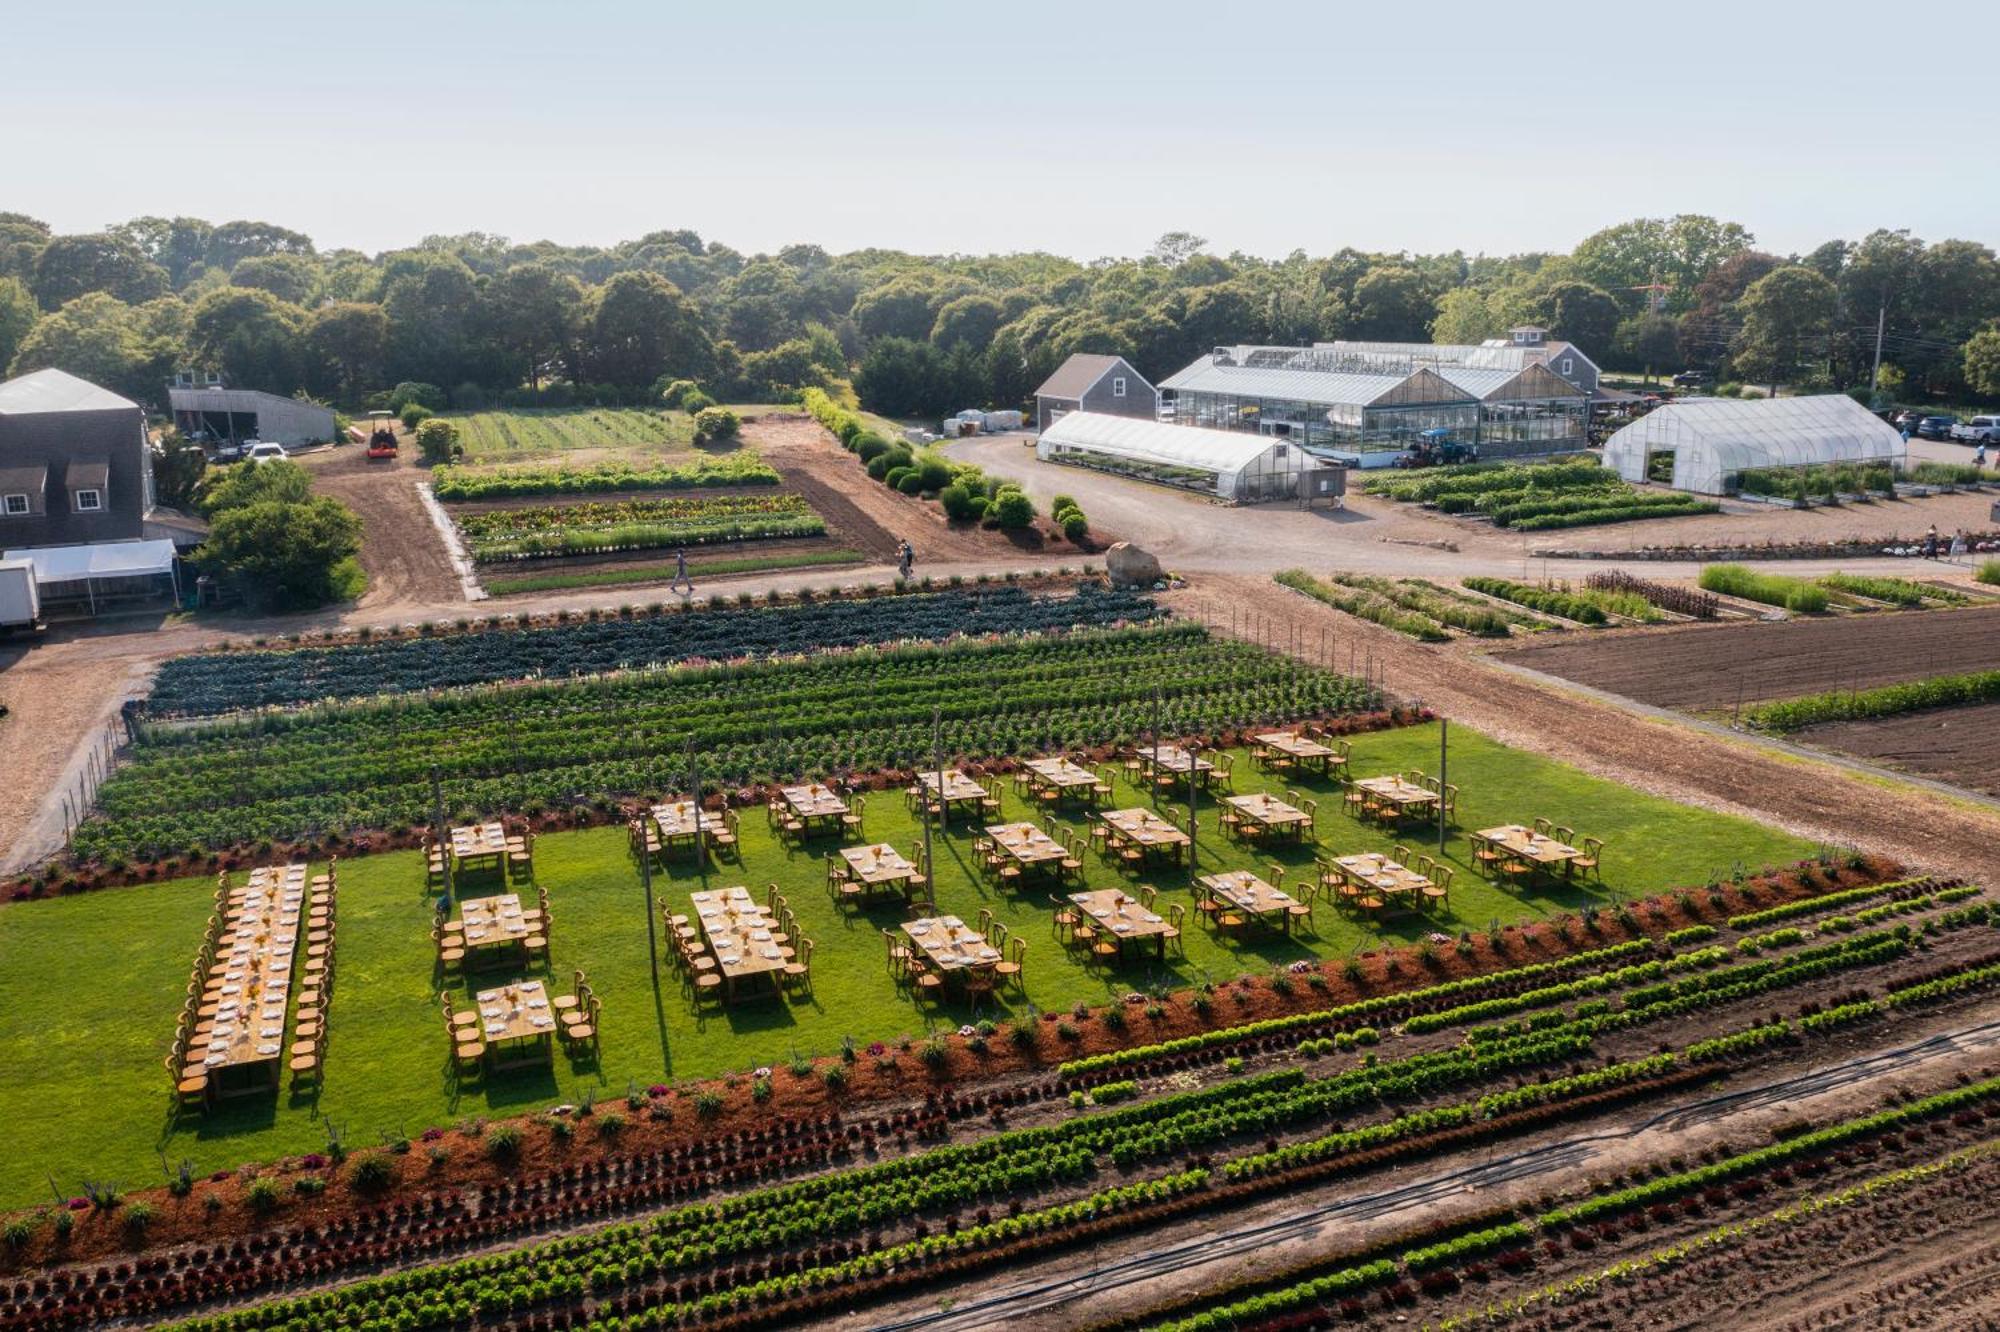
(1306, 339, 1599, 377)
(143, 507, 210, 547)
(66, 459, 109, 489)
(0, 369, 139, 416)
(1160, 357, 1473, 408)
(1033, 354, 1128, 401)
(2, 539, 177, 583)
(166, 386, 336, 415)
(1039, 412, 1286, 474)
(0, 464, 47, 493)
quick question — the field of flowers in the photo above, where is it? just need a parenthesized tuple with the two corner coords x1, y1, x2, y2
(454, 493, 827, 561)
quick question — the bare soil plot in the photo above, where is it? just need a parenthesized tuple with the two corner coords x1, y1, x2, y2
(1498, 603, 2000, 710)
(299, 448, 461, 610)
(1796, 700, 2000, 797)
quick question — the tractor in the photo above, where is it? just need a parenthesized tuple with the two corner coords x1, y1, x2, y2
(1394, 428, 1478, 469)
(365, 411, 399, 461)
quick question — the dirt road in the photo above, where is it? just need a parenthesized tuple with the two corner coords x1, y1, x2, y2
(1169, 574, 2000, 885)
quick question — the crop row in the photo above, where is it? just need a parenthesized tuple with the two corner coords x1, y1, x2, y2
(455, 493, 826, 561)
(1324, 573, 1515, 636)
(86, 627, 1369, 857)
(1584, 569, 1720, 619)
(1360, 460, 1607, 504)
(1697, 563, 1830, 613)
(1274, 569, 1449, 642)
(1726, 876, 1943, 930)
(430, 455, 779, 501)
(1742, 668, 2000, 733)
(144, 584, 1164, 717)
(1461, 577, 1608, 625)
(1818, 572, 1965, 608)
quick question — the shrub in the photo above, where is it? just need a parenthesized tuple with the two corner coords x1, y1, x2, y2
(939, 483, 979, 520)
(1698, 564, 1829, 613)
(244, 1178, 281, 1214)
(853, 432, 892, 463)
(414, 417, 461, 465)
(388, 381, 448, 413)
(484, 1124, 523, 1162)
(679, 389, 716, 415)
(122, 1202, 155, 1237)
(884, 466, 914, 490)
(992, 487, 1036, 530)
(657, 378, 699, 409)
(897, 471, 926, 495)
(692, 406, 741, 443)
(1059, 505, 1089, 540)
(399, 403, 433, 431)
(914, 455, 954, 491)
(350, 1154, 396, 1192)
(1977, 559, 2000, 587)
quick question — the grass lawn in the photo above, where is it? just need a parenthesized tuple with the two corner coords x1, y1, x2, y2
(0, 723, 1811, 1205)
(448, 408, 699, 463)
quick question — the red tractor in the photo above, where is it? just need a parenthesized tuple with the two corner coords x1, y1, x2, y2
(365, 411, 399, 461)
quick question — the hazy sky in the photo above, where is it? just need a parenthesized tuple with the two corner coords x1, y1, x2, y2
(6, 0, 1996, 262)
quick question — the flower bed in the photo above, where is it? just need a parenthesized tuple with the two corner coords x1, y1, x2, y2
(430, 456, 779, 501)
(454, 493, 826, 562)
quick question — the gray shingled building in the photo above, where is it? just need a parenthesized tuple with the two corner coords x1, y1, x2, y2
(0, 369, 154, 549)
(1032, 354, 1158, 433)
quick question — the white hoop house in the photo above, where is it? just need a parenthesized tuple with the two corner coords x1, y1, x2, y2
(1603, 395, 1905, 495)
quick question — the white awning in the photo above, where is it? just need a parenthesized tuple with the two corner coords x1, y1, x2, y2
(3, 539, 178, 585)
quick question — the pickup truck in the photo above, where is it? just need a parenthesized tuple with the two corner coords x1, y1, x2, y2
(1949, 415, 2000, 445)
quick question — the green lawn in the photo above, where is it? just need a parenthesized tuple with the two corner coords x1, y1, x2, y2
(0, 723, 1811, 1206)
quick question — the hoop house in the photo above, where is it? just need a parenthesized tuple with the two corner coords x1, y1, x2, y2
(1603, 395, 1905, 495)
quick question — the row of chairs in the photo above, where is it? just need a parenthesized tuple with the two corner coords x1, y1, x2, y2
(665, 891, 813, 1005)
(289, 868, 339, 1090)
(973, 828, 1084, 887)
(1195, 867, 1315, 935)
(884, 923, 1023, 1003)
(1315, 853, 1455, 916)
(628, 808, 741, 862)
(423, 824, 536, 886)
(1221, 789, 1321, 845)
(433, 882, 552, 974)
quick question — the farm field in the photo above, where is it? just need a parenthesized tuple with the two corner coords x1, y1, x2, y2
(454, 492, 828, 563)
(446, 407, 699, 463)
(1359, 458, 1721, 531)
(1500, 603, 2000, 711)
(1794, 701, 2000, 797)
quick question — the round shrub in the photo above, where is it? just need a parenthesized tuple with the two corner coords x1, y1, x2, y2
(897, 472, 926, 495)
(854, 431, 892, 463)
(656, 378, 699, 409)
(884, 466, 915, 491)
(399, 403, 433, 431)
(692, 406, 740, 443)
(914, 455, 954, 491)
(992, 487, 1036, 530)
(1061, 510, 1089, 541)
(965, 494, 989, 520)
(679, 389, 716, 415)
(939, 483, 978, 520)
(1052, 494, 1078, 515)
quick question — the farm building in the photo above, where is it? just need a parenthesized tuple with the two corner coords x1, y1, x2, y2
(1310, 326, 1603, 397)
(0, 368, 153, 549)
(1603, 394, 1906, 496)
(1159, 351, 1482, 467)
(168, 385, 336, 447)
(1033, 354, 1158, 433)
(1036, 411, 1312, 501)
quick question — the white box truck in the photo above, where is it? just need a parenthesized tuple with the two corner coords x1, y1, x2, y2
(0, 558, 42, 634)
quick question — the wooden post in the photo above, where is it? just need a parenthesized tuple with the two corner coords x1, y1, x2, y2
(1437, 717, 1448, 857)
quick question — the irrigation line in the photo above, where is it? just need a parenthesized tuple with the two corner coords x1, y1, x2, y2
(868, 1017, 2000, 1331)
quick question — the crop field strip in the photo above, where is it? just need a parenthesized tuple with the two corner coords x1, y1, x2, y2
(1273, 571, 1557, 643)
(87, 623, 1368, 858)
(1359, 459, 1720, 530)
(451, 493, 828, 562)
(430, 455, 779, 502)
(110, 897, 2000, 1332)
(448, 408, 698, 460)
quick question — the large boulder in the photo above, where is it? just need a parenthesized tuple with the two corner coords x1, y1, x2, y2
(1104, 542, 1163, 587)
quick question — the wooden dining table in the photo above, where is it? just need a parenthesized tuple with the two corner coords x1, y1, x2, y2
(652, 800, 720, 849)
(781, 783, 850, 833)
(1101, 807, 1190, 861)
(196, 864, 306, 1096)
(902, 915, 1003, 972)
(449, 822, 510, 871)
(690, 888, 788, 1002)
(1226, 792, 1312, 840)
(454, 892, 531, 964)
(839, 843, 920, 899)
(1025, 757, 1107, 804)
(1478, 825, 1580, 875)
(1355, 777, 1440, 820)
(1334, 852, 1431, 906)
(1069, 888, 1172, 958)
(1200, 869, 1299, 932)
(916, 769, 988, 819)
(1252, 731, 1343, 775)
(1141, 744, 1213, 777)
(986, 822, 1068, 872)
(474, 979, 558, 1070)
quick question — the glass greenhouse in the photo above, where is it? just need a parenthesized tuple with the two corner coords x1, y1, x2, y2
(1159, 356, 1479, 466)
(1035, 412, 1312, 500)
(1603, 395, 1906, 496)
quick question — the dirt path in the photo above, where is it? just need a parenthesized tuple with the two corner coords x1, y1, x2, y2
(1167, 574, 2000, 885)
(300, 447, 462, 610)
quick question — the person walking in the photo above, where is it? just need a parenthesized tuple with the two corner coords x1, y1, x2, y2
(896, 539, 915, 579)
(671, 545, 693, 596)
(1950, 529, 1968, 559)
(1976, 442, 1988, 469)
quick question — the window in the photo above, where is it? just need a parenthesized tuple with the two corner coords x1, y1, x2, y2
(73, 488, 103, 513)
(1561, 358, 1574, 375)
(2, 493, 27, 516)
(1112, 376, 1127, 398)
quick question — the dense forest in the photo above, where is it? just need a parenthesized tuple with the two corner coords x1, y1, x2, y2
(3, 211, 1998, 421)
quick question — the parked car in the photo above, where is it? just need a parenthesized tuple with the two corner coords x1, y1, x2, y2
(1672, 370, 1713, 388)
(243, 441, 290, 464)
(1949, 415, 2000, 445)
(1916, 416, 1958, 441)
(1891, 410, 1925, 433)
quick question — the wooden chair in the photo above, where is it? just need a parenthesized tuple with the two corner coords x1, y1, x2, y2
(1164, 903, 1186, 956)
(1137, 884, 1158, 910)
(841, 794, 866, 837)
(1424, 865, 1454, 910)
(995, 937, 1025, 989)
(783, 938, 813, 993)
(911, 961, 945, 1002)
(1470, 834, 1504, 877)
(1286, 882, 1316, 934)
(1533, 817, 1553, 837)
(1050, 893, 1080, 941)
(1573, 837, 1604, 881)
(1553, 825, 1575, 846)
(692, 970, 725, 1008)
(883, 928, 913, 981)
(563, 996, 601, 1052)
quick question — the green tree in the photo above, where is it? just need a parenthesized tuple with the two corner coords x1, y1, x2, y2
(204, 220, 315, 271)
(488, 263, 586, 390)
(197, 457, 312, 515)
(1539, 281, 1621, 354)
(108, 216, 214, 289)
(1429, 287, 1505, 344)
(0, 212, 51, 282)
(0, 276, 36, 372)
(585, 271, 712, 388)
(7, 293, 180, 404)
(1963, 327, 2000, 398)
(930, 294, 1005, 349)
(151, 429, 208, 511)
(414, 417, 460, 463)
(1731, 266, 1837, 393)
(188, 287, 308, 392)
(229, 253, 323, 306)
(303, 302, 390, 401)
(855, 337, 954, 419)
(1611, 313, 1680, 382)
(853, 278, 958, 343)
(1347, 267, 1435, 340)
(30, 233, 169, 309)
(692, 405, 740, 443)
(197, 494, 363, 611)
(1568, 215, 1752, 312)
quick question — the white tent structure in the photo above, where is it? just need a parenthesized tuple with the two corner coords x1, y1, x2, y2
(1036, 411, 1310, 500)
(3, 538, 180, 612)
(1603, 395, 1905, 496)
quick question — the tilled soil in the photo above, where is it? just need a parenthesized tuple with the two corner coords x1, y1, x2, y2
(1493, 602, 2000, 711)
(1170, 576, 2000, 887)
(301, 447, 463, 609)
(1797, 701, 2000, 798)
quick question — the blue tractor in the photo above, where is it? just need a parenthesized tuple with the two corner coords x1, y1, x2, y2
(1395, 428, 1479, 468)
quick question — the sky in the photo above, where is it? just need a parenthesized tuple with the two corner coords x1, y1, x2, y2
(5, 0, 1997, 263)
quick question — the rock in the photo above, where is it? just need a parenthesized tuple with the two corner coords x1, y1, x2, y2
(1105, 542, 1163, 587)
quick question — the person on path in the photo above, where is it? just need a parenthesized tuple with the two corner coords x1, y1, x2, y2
(897, 539, 915, 579)
(671, 546, 693, 596)
(1976, 442, 1988, 469)
(1922, 524, 1939, 559)
(1950, 529, 1967, 559)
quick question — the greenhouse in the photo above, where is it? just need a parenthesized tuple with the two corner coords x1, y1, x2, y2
(1035, 411, 1311, 500)
(1603, 394, 1906, 496)
(1159, 352, 1478, 466)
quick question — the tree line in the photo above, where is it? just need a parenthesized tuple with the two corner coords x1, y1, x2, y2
(2, 211, 1996, 420)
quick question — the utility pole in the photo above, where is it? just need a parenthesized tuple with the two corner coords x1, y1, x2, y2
(1437, 717, 1449, 857)
(924, 707, 941, 886)
(1150, 688, 1163, 810)
(430, 765, 451, 900)
(1869, 304, 1887, 406)
(1186, 739, 1199, 884)
(686, 737, 704, 875)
